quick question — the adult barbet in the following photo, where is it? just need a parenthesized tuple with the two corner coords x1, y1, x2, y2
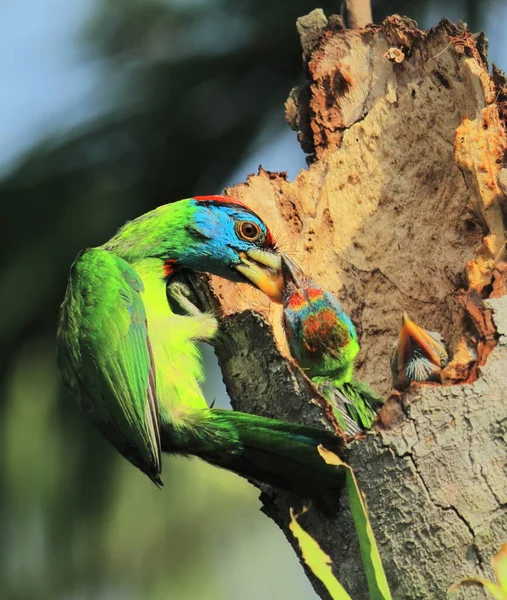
(57, 196, 343, 501)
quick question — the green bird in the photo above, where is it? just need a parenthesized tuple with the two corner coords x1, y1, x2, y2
(281, 256, 383, 435)
(57, 195, 344, 501)
(391, 313, 449, 390)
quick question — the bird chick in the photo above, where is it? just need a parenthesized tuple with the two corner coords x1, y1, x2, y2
(391, 313, 449, 390)
(281, 255, 382, 434)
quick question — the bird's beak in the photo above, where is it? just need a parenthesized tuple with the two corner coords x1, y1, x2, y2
(234, 248, 283, 303)
(397, 313, 444, 374)
(281, 254, 305, 288)
(280, 254, 312, 303)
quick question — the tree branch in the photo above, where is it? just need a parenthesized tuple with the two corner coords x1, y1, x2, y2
(187, 14, 507, 599)
(345, 0, 373, 29)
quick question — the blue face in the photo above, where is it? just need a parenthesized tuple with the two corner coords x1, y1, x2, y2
(179, 200, 274, 280)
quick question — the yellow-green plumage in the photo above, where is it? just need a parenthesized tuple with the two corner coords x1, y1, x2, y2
(58, 249, 163, 483)
(57, 197, 345, 502)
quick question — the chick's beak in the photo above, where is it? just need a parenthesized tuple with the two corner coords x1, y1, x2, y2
(280, 254, 312, 304)
(281, 254, 305, 288)
(234, 248, 283, 303)
(397, 313, 444, 373)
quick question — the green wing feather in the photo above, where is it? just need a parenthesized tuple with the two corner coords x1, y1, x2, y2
(340, 380, 383, 430)
(312, 377, 383, 432)
(316, 383, 363, 436)
(57, 248, 162, 484)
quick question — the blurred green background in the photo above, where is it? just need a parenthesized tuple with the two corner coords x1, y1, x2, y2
(0, 1, 503, 598)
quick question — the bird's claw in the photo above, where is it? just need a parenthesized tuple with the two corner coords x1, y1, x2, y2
(169, 281, 191, 299)
(167, 280, 219, 342)
(167, 282, 202, 317)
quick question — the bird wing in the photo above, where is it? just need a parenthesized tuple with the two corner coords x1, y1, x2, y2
(317, 382, 363, 436)
(339, 380, 383, 430)
(57, 248, 162, 483)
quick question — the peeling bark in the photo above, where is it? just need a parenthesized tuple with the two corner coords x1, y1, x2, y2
(187, 13, 507, 599)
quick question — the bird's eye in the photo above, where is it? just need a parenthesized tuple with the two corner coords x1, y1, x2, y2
(235, 220, 262, 242)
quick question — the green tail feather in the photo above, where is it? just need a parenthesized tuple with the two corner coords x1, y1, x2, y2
(313, 377, 383, 432)
(315, 382, 363, 436)
(339, 379, 383, 429)
(162, 409, 346, 507)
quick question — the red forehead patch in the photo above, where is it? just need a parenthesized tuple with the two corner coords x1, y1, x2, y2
(306, 287, 324, 300)
(193, 195, 250, 210)
(287, 286, 325, 310)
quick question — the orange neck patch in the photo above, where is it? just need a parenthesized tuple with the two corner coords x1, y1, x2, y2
(286, 287, 323, 310)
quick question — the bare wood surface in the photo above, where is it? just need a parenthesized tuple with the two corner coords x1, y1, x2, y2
(345, 0, 373, 29)
(187, 13, 507, 599)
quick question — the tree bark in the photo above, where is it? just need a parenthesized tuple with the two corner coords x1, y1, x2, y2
(189, 12, 507, 599)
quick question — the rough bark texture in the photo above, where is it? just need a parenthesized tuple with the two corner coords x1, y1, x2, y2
(187, 13, 507, 599)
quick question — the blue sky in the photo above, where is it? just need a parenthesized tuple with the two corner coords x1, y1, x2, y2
(3, 0, 507, 178)
(0, 0, 102, 172)
(3, 0, 507, 180)
(0, 0, 309, 182)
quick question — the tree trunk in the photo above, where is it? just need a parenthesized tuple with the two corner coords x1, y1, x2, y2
(187, 12, 507, 599)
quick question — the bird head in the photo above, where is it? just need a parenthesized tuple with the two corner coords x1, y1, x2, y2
(391, 313, 448, 390)
(178, 196, 284, 302)
(106, 195, 286, 302)
(280, 255, 359, 379)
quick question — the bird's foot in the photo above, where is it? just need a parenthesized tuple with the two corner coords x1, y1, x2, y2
(167, 281, 219, 341)
(167, 282, 202, 317)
